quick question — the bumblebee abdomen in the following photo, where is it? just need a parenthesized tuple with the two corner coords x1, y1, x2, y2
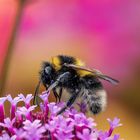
(83, 89, 107, 114)
(81, 75, 107, 114)
(92, 89, 107, 114)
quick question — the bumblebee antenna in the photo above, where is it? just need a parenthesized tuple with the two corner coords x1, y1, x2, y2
(33, 80, 41, 105)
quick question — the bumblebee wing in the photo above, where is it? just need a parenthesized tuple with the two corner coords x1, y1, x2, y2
(64, 64, 119, 85)
(97, 75, 119, 85)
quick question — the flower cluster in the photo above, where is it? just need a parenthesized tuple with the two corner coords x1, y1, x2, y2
(0, 92, 122, 140)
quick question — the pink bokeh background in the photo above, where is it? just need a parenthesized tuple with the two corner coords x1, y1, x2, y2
(0, 0, 140, 139)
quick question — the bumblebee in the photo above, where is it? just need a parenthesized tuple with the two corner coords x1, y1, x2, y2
(34, 55, 119, 115)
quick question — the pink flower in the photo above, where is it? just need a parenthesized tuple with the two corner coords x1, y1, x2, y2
(0, 133, 16, 140)
(23, 120, 46, 140)
(7, 95, 21, 120)
(18, 94, 33, 108)
(0, 92, 122, 139)
(54, 130, 74, 140)
(107, 117, 122, 137)
(77, 129, 93, 140)
(112, 134, 120, 140)
(107, 117, 122, 129)
(0, 118, 15, 135)
(39, 91, 50, 104)
(48, 102, 61, 116)
(16, 105, 37, 121)
(14, 128, 27, 139)
(74, 113, 96, 128)
(7, 95, 21, 106)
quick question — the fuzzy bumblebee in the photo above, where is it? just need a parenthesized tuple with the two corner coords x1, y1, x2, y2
(34, 55, 119, 115)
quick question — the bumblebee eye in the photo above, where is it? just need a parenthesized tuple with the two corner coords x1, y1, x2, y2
(45, 66, 52, 74)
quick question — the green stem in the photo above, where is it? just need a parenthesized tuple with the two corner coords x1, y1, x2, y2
(0, 0, 26, 95)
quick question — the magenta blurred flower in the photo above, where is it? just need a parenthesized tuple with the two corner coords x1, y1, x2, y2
(0, 92, 122, 140)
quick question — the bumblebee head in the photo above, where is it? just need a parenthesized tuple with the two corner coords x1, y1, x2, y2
(40, 62, 55, 86)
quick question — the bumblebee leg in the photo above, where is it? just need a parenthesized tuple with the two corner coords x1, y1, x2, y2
(58, 88, 63, 102)
(42, 72, 71, 103)
(33, 80, 41, 105)
(57, 90, 80, 115)
(53, 88, 60, 102)
(45, 72, 71, 93)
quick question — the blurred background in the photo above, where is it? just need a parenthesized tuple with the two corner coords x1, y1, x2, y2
(0, 0, 140, 139)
